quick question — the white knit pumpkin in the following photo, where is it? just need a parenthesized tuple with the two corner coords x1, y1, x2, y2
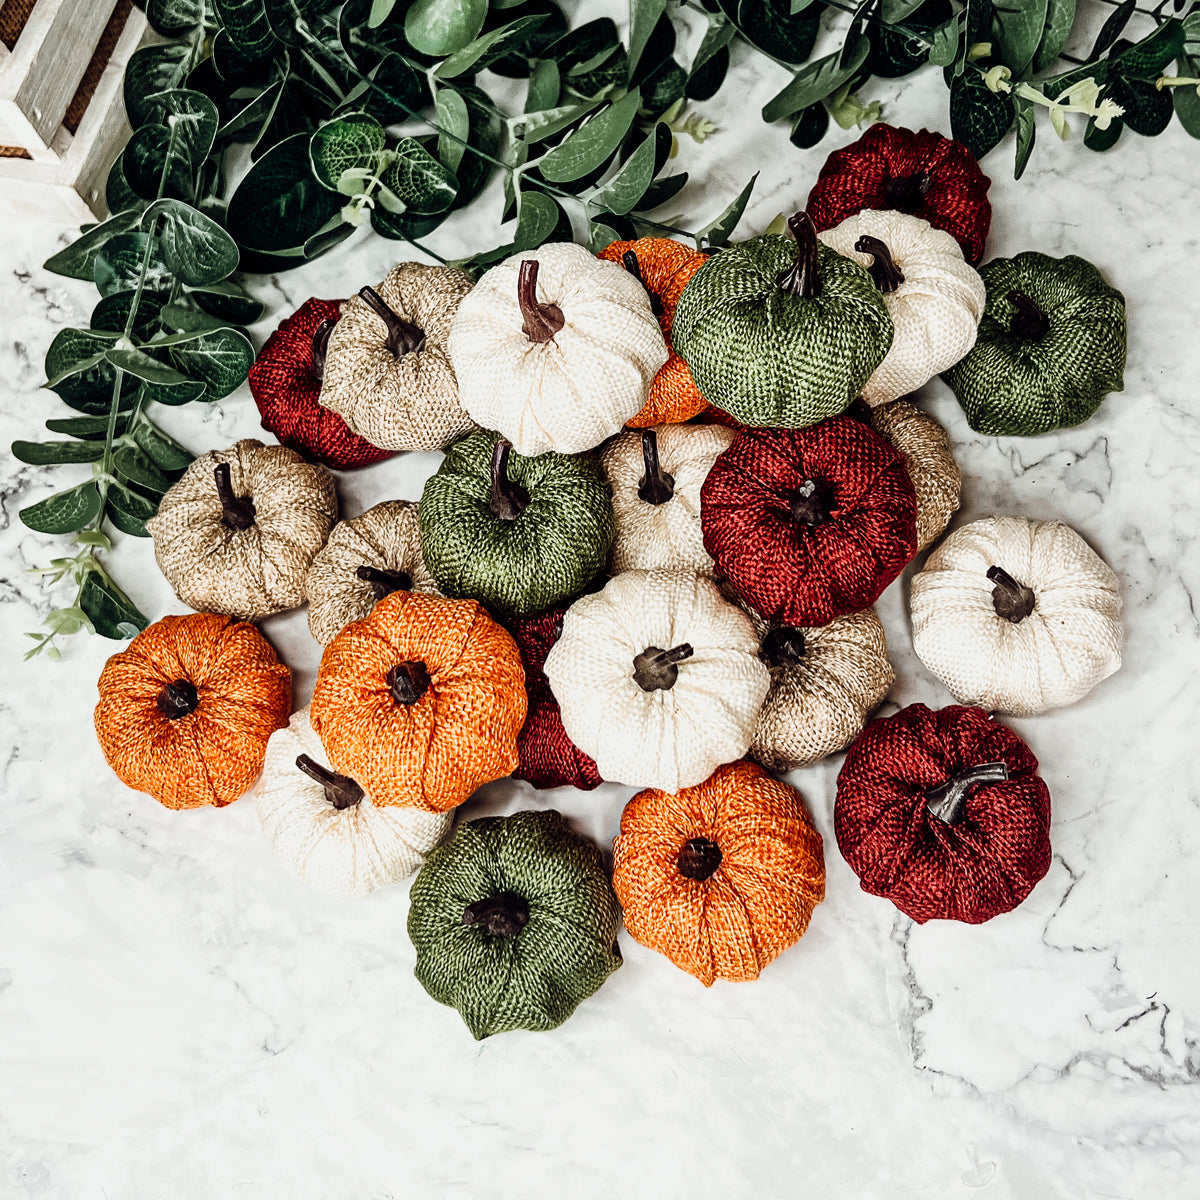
(255, 707, 453, 897)
(543, 569, 770, 791)
(910, 515, 1122, 717)
(599, 424, 735, 575)
(446, 242, 669, 456)
(818, 210, 985, 405)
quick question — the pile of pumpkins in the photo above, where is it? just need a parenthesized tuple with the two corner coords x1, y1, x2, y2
(93, 125, 1128, 1040)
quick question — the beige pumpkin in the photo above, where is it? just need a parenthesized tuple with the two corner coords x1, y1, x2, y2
(255, 707, 453, 897)
(305, 500, 440, 646)
(818, 210, 985, 405)
(600, 424, 735, 575)
(446, 242, 669, 457)
(911, 515, 1122, 716)
(319, 263, 476, 451)
(147, 439, 337, 619)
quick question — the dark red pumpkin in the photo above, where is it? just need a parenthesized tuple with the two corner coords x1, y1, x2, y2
(834, 704, 1052, 924)
(806, 124, 992, 265)
(700, 416, 917, 627)
(247, 298, 397, 471)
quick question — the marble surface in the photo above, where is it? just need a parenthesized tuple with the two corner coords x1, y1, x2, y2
(3, 6, 1200, 1196)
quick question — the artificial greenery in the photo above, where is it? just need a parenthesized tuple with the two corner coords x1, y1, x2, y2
(16, 0, 1198, 654)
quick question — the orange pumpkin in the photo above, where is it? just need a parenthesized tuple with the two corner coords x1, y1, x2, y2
(94, 613, 291, 810)
(310, 590, 526, 812)
(598, 237, 709, 426)
(611, 760, 825, 985)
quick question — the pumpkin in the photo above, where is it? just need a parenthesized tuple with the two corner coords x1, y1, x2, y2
(246, 297, 397, 470)
(319, 263, 476, 451)
(834, 703, 1051, 923)
(305, 500, 439, 646)
(446, 242, 669, 456)
(310, 589, 526, 811)
(700, 417, 919, 627)
(95, 612, 291, 810)
(408, 809, 623, 1039)
(543, 569, 770, 791)
(147, 439, 338, 620)
(418, 430, 615, 617)
(599, 423, 735, 575)
(817, 210, 986, 405)
(941, 251, 1127, 436)
(910, 515, 1122, 716)
(807, 124, 993, 264)
(254, 706, 453, 896)
(611, 760, 825, 986)
(672, 211, 893, 428)
(596, 236, 709, 425)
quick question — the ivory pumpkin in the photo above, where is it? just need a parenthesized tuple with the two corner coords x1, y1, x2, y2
(255, 707, 453, 896)
(447, 242, 668, 456)
(910, 515, 1122, 716)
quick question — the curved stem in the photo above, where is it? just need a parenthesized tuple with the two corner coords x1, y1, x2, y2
(621, 250, 664, 318)
(925, 762, 1009, 825)
(677, 836, 722, 881)
(776, 212, 822, 298)
(358, 286, 426, 355)
(517, 260, 564, 343)
(462, 892, 529, 937)
(761, 626, 806, 668)
(310, 317, 335, 381)
(156, 678, 199, 719)
(387, 660, 431, 706)
(487, 439, 530, 521)
(790, 477, 835, 526)
(295, 754, 364, 809)
(854, 235, 906, 293)
(637, 429, 675, 505)
(1007, 290, 1051, 339)
(987, 565, 1036, 623)
(633, 643, 694, 692)
(213, 462, 256, 531)
(356, 565, 413, 600)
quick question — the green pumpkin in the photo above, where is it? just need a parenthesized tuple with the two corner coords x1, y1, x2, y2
(672, 212, 894, 427)
(418, 430, 615, 616)
(942, 251, 1126, 436)
(407, 809, 623, 1039)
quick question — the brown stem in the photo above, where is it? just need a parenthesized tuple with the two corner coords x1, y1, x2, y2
(633, 643, 693, 692)
(636, 429, 675, 505)
(621, 250, 664, 318)
(925, 761, 1009, 825)
(761, 626, 806, 668)
(790, 477, 835, 526)
(358, 285, 426, 356)
(517, 259, 565, 343)
(462, 892, 529, 938)
(487, 439, 530, 521)
(854, 235, 906, 293)
(156, 678, 198, 719)
(356, 565, 413, 600)
(885, 170, 932, 214)
(295, 754, 364, 809)
(387, 660, 431, 706)
(213, 462, 256, 531)
(987, 565, 1036, 623)
(1007, 290, 1050, 340)
(677, 837, 722, 881)
(776, 212, 822, 298)
(310, 317, 335, 382)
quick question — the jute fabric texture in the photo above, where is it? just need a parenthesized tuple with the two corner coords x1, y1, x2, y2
(611, 760, 825, 986)
(910, 515, 1122, 716)
(147, 439, 337, 620)
(408, 809, 623, 1039)
(942, 251, 1127, 436)
(305, 500, 439, 646)
(320, 262, 476, 451)
(543, 570, 769, 792)
(447, 242, 668, 456)
(95, 613, 291, 810)
(310, 590, 526, 811)
(254, 706, 452, 897)
(835, 704, 1051, 924)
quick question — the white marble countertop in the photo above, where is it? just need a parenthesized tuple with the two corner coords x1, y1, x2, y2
(3, 8, 1199, 1196)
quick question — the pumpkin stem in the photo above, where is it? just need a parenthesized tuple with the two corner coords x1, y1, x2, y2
(358, 285, 427, 356)
(885, 170, 932, 214)
(356, 565, 413, 600)
(632, 642, 694, 692)
(213, 462, 256, 531)
(462, 892, 529, 938)
(637, 429, 675, 505)
(295, 754, 364, 810)
(488, 439, 530, 521)
(761, 625, 806, 668)
(987, 565, 1036, 623)
(854, 235, 906, 293)
(156, 678, 198, 719)
(677, 837, 722, 881)
(310, 317, 336, 382)
(621, 250, 664, 318)
(790, 477, 835, 526)
(925, 761, 1009, 825)
(387, 660, 431, 706)
(776, 212, 822, 299)
(1007, 290, 1050, 340)
(517, 259, 565, 343)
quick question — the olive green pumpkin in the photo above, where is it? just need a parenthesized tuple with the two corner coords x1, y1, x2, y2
(672, 212, 894, 428)
(407, 809, 623, 1039)
(418, 430, 615, 617)
(941, 251, 1126, 436)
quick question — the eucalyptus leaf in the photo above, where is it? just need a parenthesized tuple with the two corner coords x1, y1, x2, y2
(114, 445, 173, 494)
(106, 347, 189, 387)
(722, 0, 819, 67)
(93, 235, 172, 299)
(106, 485, 159, 538)
(51, 361, 138, 416)
(43, 212, 142, 282)
(79, 572, 149, 640)
(518, 97, 604, 142)
(436, 15, 549, 78)
(121, 125, 194, 203)
(687, 45, 730, 100)
(106, 156, 146, 218)
(215, 0, 278, 57)
(140, 90, 220, 168)
(124, 44, 193, 127)
(188, 280, 266, 324)
(927, 16, 961, 67)
(1084, 113, 1123, 150)
(628, 0, 671, 79)
(145, 199, 241, 287)
(362, 54, 429, 125)
(1107, 75, 1174, 136)
(1032, 0, 1076, 72)
(368, 0, 396, 27)
(762, 33, 869, 123)
(1014, 97, 1037, 178)
(539, 89, 642, 183)
(639, 56, 687, 117)
(588, 126, 658, 215)
(950, 70, 1015, 158)
(380, 138, 459, 214)
(1090, 0, 1135, 59)
(1114, 19, 1186, 78)
(513, 192, 562, 250)
(405, 0, 487, 56)
(165, 327, 256, 400)
(636, 171, 688, 210)
(435, 88, 471, 174)
(11, 440, 106, 466)
(991, 0, 1049, 76)
(45, 416, 121, 441)
(790, 101, 830, 148)
(159, 302, 237, 334)
(20, 481, 104, 535)
(526, 58, 560, 112)
(309, 112, 386, 189)
(44, 330, 117, 389)
(146, 0, 203, 35)
(132, 419, 195, 472)
(696, 172, 757, 248)
(142, 378, 208, 406)
(90, 290, 167, 338)
(1174, 56, 1200, 138)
